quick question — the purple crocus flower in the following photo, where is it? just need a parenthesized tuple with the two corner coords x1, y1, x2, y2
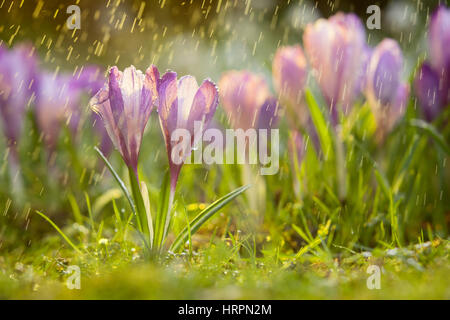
(0, 43, 37, 157)
(366, 39, 409, 136)
(36, 66, 104, 153)
(272, 45, 308, 125)
(219, 70, 280, 133)
(429, 6, 450, 74)
(415, 63, 445, 121)
(35, 71, 70, 152)
(90, 65, 158, 175)
(158, 71, 219, 192)
(415, 6, 450, 121)
(219, 70, 274, 130)
(303, 13, 370, 124)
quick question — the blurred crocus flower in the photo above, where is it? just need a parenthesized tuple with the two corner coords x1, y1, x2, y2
(303, 13, 370, 124)
(90, 65, 158, 175)
(272, 45, 308, 126)
(158, 71, 219, 192)
(36, 66, 104, 153)
(0, 43, 37, 156)
(415, 6, 450, 121)
(219, 70, 278, 131)
(35, 71, 67, 151)
(366, 39, 409, 138)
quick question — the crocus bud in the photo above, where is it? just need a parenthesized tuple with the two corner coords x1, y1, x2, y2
(366, 39, 409, 135)
(429, 5, 450, 73)
(303, 13, 369, 123)
(90, 65, 159, 174)
(414, 63, 445, 121)
(272, 45, 308, 112)
(219, 70, 272, 130)
(415, 6, 450, 121)
(36, 66, 105, 154)
(35, 71, 72, 151)
(158, 71, 219, 191)
(0, 43, 37, 153)
(272, 45, 308, 128)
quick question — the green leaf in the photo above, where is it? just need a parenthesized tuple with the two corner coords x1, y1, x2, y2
(170, 184, 250, 253)
(94, 147, 136, 216)
(305, 89, 334, 160)
(140, 181, 154, 248)
(67, 192, 83, 225)
(128, 167, 149, 236)
(408, 119, 450, 155)
(153, 171, 172, 251)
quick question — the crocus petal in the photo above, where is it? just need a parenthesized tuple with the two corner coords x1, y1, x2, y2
(414, 63, 443, 121)
(257, 97, 279, 130)
(158, 71, 178, 140)
(272, 45, 308, 108)
(0, 43, 37, 147)
(367, 39, 403, 106)
(219, 70, 271, 130)
(187, 79, 219, 132)
(35, 72, 72, 150)
(429, 5, 450, 73)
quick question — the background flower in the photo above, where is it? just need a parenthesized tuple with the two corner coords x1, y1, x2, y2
(303, 13, 370, 124)
(366, 39, 409, 137)
(272, 45, 308, 126)
(219, 70, 272, 131)
(0, 43, 37, 153)
(415, 6, 450, 121)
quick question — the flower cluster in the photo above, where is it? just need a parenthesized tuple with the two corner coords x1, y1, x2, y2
(0, 43, 108, 161)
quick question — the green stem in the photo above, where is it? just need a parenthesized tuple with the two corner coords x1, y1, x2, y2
(128, 166, 149, 237)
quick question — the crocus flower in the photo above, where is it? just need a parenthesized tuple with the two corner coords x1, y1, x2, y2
(90, 65, 159, 175)
(272, 45, 308, 126)
(36, 67, 104, 153)
(219, 70, 274, 130)
(415, 6, 450, 121)
(35, 71, 67, 151)
(366, 39, 409, 137)
(0, 43, 37, 156)
(158, 71, 219, 192)
(429, 6, 450, 74)
(303, 13, 370, 124)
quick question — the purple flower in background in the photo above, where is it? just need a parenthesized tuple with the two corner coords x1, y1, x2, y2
(219, 70, 275, 130)
(36, 66, 104, 153)
(415, 64, 445, 121)
(257, 97, 279, 131)
(272, 45, 308, 125)
(158, 71, 219, 192)
(366, 39, 409, 136)
(429, 6, 450, 74)
(415, 6, 450, 121)
(90, 65, 158, 175)
(303, 13, 370, 124)
(0, 43, 37, 156)
(35, 71, 69, 152)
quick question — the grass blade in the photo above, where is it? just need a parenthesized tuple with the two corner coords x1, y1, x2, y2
(305, 89, 333, 160)
(35, 211, 83, 254)
(94, 147, 136, 215)
(170, 184, 250, 252)
(408, 119, 450, 155)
